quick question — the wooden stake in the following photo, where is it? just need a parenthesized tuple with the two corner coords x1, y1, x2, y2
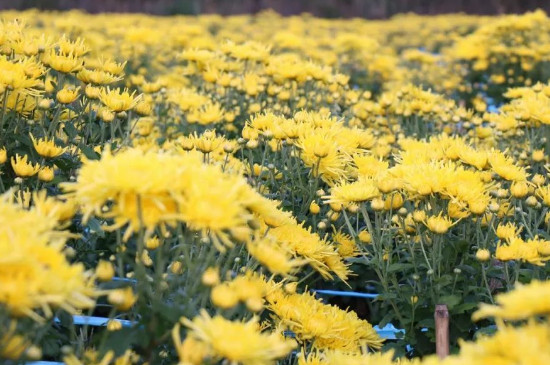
(435, 304, 449, 359)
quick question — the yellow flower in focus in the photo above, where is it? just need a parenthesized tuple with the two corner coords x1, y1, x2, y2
(10, 154, 40, 177)
(325, 178, 380, 206)
(30, 135, 65, 158)
(475, 249, 491, 262)
(42, 49, 83, 73)
(358, 230, 372, 244)
(181, 310, 295, 365)
(38, 166, 54, 182)
(495, 222, 522, 240)
(333, 230, 360, 258)
(425, 214, 454, 234)
(309, 201, 321, 214)
(99, 87, 142, 112)
(268, 291, 383, 352)
(510, 181, 529, 198)
(56, 86, 80, 104)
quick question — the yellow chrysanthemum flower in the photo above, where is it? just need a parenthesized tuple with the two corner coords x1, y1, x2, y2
(10, 154, 40, 177)
(99, 87, 142, 112)
(473, 280, 550, 321)
(30, 135, 66, 158)
(181, 310, 295, 365)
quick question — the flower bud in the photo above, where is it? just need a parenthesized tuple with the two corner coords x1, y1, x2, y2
(510, 181, 529, 198)
(358, 230, 372, 243)
(475, 249, 490, 262)
(284, 282, 297, 294)
(412, 210, 426, 223)
(371, 198, 385, 211)
(532, 149, 545, 162)
(145, 236, 161, 250)
(309, 201, 320, 214)
(170, 261, 183, 275)
(526, 196, 538, 207)
(25, 346, 42, 360)
(107, 320, 122, 331)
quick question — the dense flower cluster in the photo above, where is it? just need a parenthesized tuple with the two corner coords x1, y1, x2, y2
(1, 7, 550, 365)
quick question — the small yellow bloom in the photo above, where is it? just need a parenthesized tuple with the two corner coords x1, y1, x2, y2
(145, 236, 161, 250)
(510, 181, 529, 198)
(425, 214, 454, 234)
(358, 230, 372, 244)
(532, 149, 545, 162)
(139, 250, 153, 267)
(38, 166, 54, 182)
(181, 310, 295, 364)
(30, 135, 65, 158)
(99, 87, 142, 112)
(170, 261, 183, 275)
(495, 222, 521, 240)
(84, 84, 100, 99)
(107, 320, 122, 331)
(10, 154, 40, 177)
(0, 147, 6, 163)
(56, 86, 80, 104)
(475, 249, 491, 262)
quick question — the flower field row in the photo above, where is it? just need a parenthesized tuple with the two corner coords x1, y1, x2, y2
(1, 8, 550, 365)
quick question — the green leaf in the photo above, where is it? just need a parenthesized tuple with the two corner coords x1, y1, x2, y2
(57, 310, 73, 328)
(54, 157, 73, 172)
(438, 294, 462, 309)
(474, 325, 497, 339)
(457, 264, 476, 275)
(387, 263, 414, 273)
(13, 133, 32, 148)
(88, 217, 105, 237)
(79, 143, 99, 160)
(41, 336, 61, 357)
(417, 318, 435, 329)
(453, 302, 478, 314)
(101, 328, 140, 357)
(64, 122, 78, 140)
(377, 311, 395, 328)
